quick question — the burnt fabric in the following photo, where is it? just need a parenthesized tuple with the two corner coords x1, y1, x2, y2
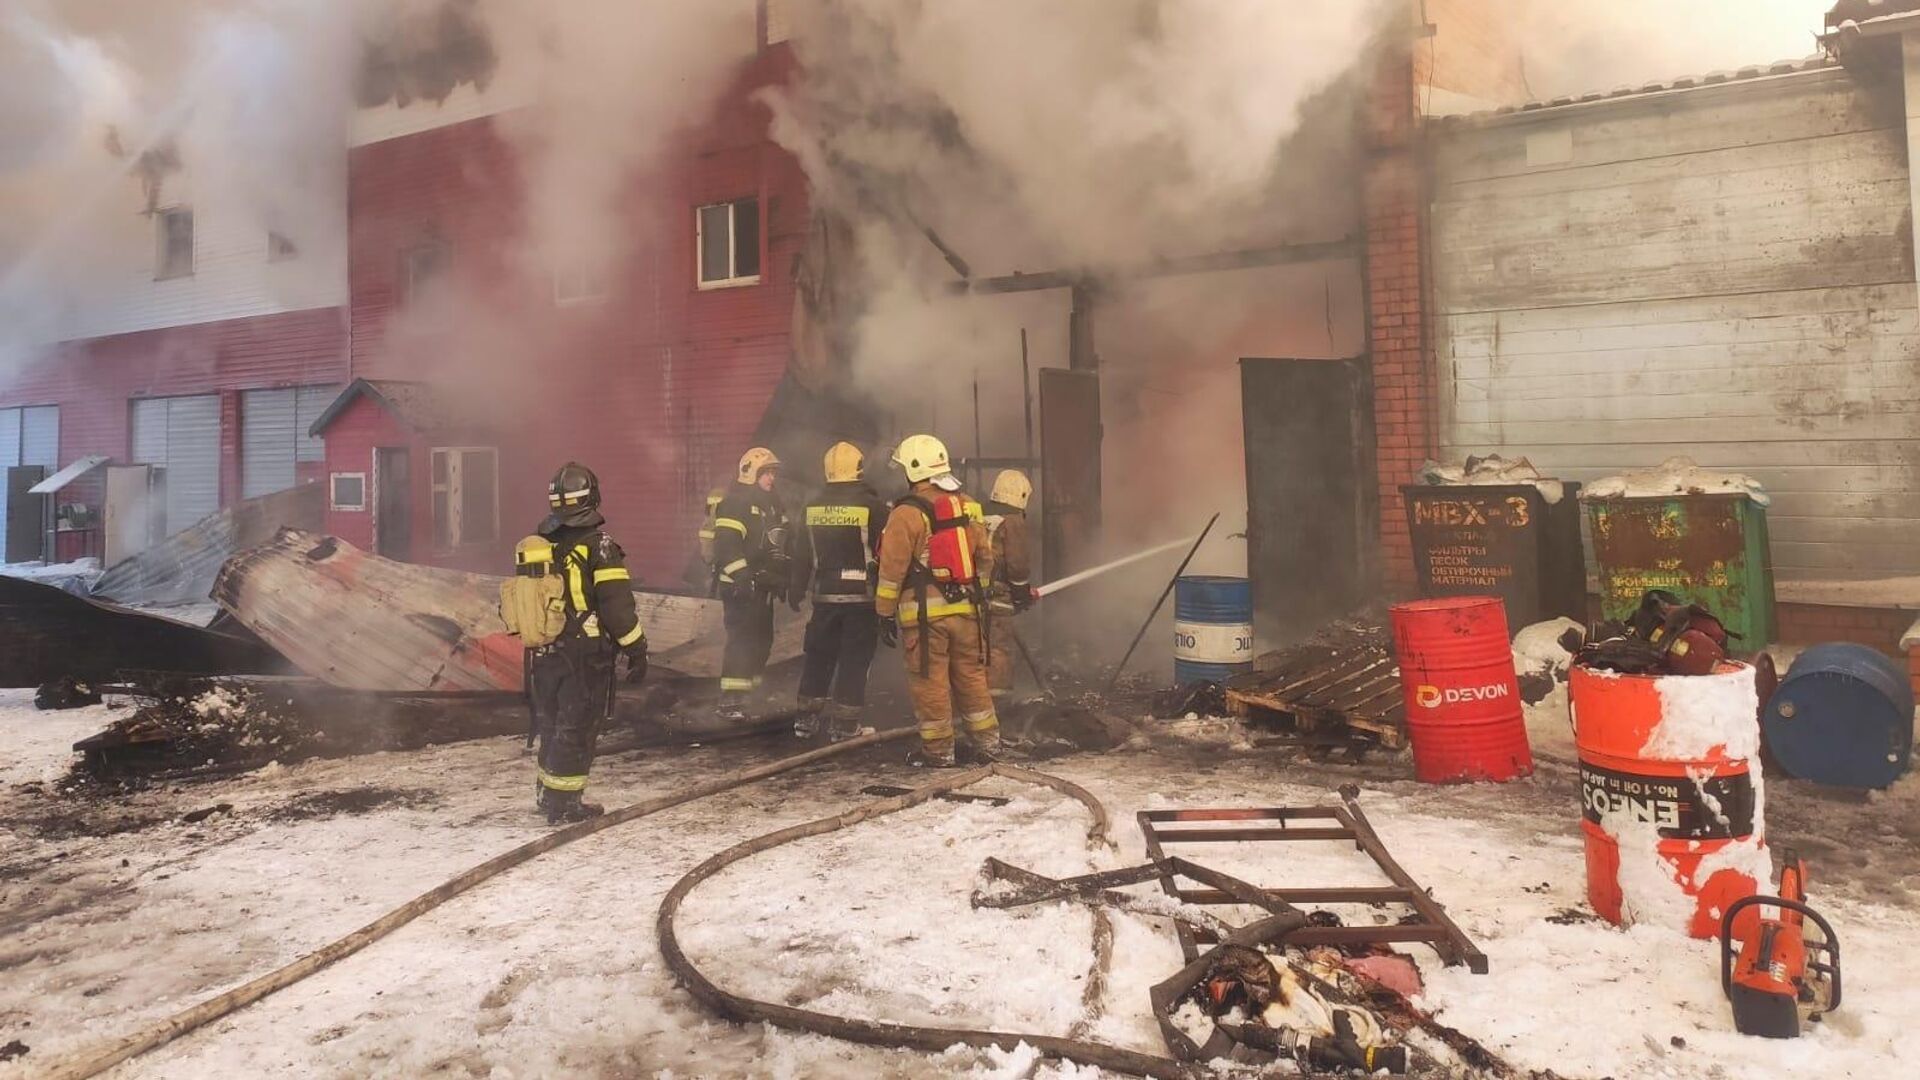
(720, 591, 776, 697)
(799, 602, 880, 707)
(902, 613, 999, 759)
(530, 636, 615, 792)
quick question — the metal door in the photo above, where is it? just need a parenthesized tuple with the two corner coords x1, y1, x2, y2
(6, 466, 46, 562)
(1039, 368, 1102, 578)
(131, 394, 221, 536)
(1239, 358, 1375, 642)
(21, 406, 58, 558)
(104, 464, 157, 567)
(375, 447, 412, 560)
(241, 388, 298, 498)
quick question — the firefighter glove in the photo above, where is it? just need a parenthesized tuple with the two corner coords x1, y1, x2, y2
(623, 639, 649, 684)
(879, 619, 899, 649)
(1013, 586, 1037, 613)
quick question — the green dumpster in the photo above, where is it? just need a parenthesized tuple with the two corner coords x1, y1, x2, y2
(1583, 492, 1777, 646)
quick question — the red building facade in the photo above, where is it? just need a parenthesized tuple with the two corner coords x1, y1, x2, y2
(328, 45, 808, 584)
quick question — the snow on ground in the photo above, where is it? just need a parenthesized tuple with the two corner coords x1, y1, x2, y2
(4, 691, 1919, 1079)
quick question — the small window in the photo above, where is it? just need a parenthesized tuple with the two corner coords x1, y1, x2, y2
(402, 240, 451, 304)
(156, 207, 194, 280)
(553, 261, 609, 306)
(763, 0, 792, 46)
(330, 473, 367, 511)
(429, 447, 498, 549)
(268, 231, 299, 261)
(696, 197, 760, 288)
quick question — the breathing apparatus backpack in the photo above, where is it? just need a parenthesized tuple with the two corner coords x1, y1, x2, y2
(500, 536, 569, 648)
(900, 493, 980, 603)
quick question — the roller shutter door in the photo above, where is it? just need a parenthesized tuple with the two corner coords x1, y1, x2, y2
(242, 385, 340, 499)
(131, 395, 221, 536)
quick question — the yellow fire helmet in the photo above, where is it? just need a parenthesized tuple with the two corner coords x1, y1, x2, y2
(990, 469, 1033, 510)
(892, 433, 952, 484)
(824, 441, 864, 483)
(737, 447, 781, 485)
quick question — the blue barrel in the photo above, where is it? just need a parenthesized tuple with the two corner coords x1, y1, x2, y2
(1173, 576, 1254, 684)
(1765, 644, 1915, 789)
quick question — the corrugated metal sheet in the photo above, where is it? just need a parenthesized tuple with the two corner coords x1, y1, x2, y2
(0, 410, 20, 559)
(1429, 63, 1920, 584)
(211, 529, 803, 691)
(0, 573, 284, 688)
(93, 482, 325, 606)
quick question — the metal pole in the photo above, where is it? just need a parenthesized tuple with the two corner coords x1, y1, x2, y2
(973, 375, 983, 472)
(1009, 624, 1050, 700)
(1021, 328, 1034, 460)
(1105, 512, 1220, 691)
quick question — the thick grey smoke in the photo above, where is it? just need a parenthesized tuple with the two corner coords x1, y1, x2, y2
(1513, 0, 1822, 101)
(765, 0, 1382, 593)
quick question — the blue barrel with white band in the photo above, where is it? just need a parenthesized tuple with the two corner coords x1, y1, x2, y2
(1173, 576, 1254, 684)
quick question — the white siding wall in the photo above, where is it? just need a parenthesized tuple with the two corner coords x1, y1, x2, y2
(6, 160, 346, 346)
(1429, 67, 1920, 584)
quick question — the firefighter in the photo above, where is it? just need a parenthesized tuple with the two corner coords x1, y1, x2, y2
(793, 442, 891, 741)
(518, 462, 647, 825)
(874, 434, 998, 767)
(711, 447, 792, 719)
(983, 469, 1035, 706)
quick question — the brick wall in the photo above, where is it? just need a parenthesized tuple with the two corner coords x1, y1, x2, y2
(1363, 43, 1431, 594)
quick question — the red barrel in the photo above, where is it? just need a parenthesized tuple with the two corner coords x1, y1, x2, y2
(1571, 662, 1765, 939)
(1389, 597, 1533, 783)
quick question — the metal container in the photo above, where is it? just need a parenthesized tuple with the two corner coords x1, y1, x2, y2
(1402, 482, 1586, 630)
(1571, 662, 1764, 939)
(1766, 643, 1914, 789)
(1584, 492, 1777, 646)
(1388, 597, 1532, 783)
(1173, 576, 1253, 685)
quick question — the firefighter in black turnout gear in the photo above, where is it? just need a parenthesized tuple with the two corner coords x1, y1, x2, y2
(504, 463, 647, 825)
(712, 447, 794, 719)
(792, 442, 890, 741)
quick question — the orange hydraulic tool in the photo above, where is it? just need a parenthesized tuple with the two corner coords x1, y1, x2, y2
(1720, 851, 1842, 1038)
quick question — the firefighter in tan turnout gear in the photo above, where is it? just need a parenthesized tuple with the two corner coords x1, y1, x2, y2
(711, 447, 794, 719)
(983, 469, 1035, 706)
(500, 463, 647, 825)
(874, 434, 999, 767)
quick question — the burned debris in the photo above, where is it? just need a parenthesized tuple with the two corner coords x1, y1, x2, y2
(0, 575, 285, 690)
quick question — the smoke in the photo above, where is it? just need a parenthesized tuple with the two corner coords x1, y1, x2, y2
(1512, 0, 1824, 100)
(766, 1, 1382, 588)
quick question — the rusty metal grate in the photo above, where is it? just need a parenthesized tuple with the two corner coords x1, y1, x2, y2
(1137, 788, 1486, 972)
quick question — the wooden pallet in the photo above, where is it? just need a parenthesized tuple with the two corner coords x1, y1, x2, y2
(1224, 639, 1406, 749)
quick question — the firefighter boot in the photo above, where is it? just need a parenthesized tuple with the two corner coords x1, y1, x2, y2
(545, 790, 606, 825)
(906, 744, 959, 768)
(794, 697, 828, 739)
(825, 702, 865, 743)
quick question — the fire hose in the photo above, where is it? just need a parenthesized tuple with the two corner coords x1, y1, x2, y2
(42, 727, 919, 1080)
(656, 764, 1199, 1079)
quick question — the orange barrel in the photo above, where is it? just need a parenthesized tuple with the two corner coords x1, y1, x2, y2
(1389, 597, 1533, 783)
(1570, 661, 1767, 939)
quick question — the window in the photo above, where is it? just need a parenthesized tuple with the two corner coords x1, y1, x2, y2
(268, 231, 299, 261)
(402, 240, 451, 304)
(696, 197, 760, 288)
(430, 447, 498, 549)
(156, 207, 194, 279)
(330, 473, 367, 511)
(553, 260, 609, 305)
(763, 0, 792, 46)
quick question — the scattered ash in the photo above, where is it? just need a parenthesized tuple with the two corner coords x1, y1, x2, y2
(1546, 908, 1602, 926)
(269, 787, 441, 822)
